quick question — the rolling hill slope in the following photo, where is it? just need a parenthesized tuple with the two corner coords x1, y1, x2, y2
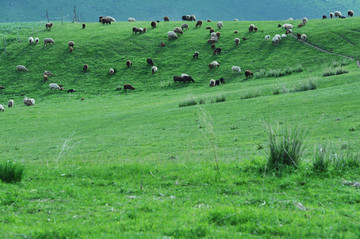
(1, 18, 360, 238)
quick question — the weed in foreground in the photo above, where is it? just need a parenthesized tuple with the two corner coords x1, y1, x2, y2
(312, 145, 330, 173)
(266, 124, 307, 169)
(0, 161, 24, 183)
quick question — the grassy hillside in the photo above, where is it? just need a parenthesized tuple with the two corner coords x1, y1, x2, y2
(1, 18, 360, 238)
(1, 0, 360, 22)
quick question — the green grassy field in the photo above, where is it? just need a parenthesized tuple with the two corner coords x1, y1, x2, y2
(1, 18, 360, 238)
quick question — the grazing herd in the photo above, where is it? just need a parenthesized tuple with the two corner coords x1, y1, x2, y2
(1, 11, 356, 113)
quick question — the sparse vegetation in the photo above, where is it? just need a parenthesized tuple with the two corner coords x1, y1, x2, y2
(254, 65, 303, 79)
(179, 96, 197, 107)
(323, 67, 349, 77)
(211, 95, 226, 103)
(240, 90, 261, 99)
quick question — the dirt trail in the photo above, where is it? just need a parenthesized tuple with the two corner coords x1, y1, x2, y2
(290, 33, 360, 68)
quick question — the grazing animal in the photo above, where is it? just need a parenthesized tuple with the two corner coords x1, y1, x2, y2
(245, 70, 253, 78)
(209, 28, 215, 34)
(278, 24, 282, 27)
(83, 64, 88, 72)
(193, 51, 199, 59)
(302, 17, 308, 25)
(28, 37, 34, 44)
(82, 24, 86, 29)
(234, 30, 238, 33)
(323, 15, 327, 19)
(168, 31, 178, 40)
(43, 74, 48, 81)
(35, 38, 39, 44)
(215, 80, 220, 86)
(286, 29, 292, 34)
(216, 32, 221, 38)
(297, 33, 301, 38)
(151, 66, 158, 74)
(348, 10, 354, 17)
(68, 41, 75, 47)
(126, 60, 132, 68)
(147, 58, 154, 66)
(8, 99, 14, 108)
(209, 79, 215, 87)
(206, 26, 211, 30)
(298, 23, 304, 28)
(164, 16, 170, 21)
(340, 16, 346, 19)
(330, 12, 334, 18)
(272, 36, 280, 44)
(283, 24, 293, 30)
(281, 34, 287, 38)
(265, 35, 270, 41)
(67, 89, 76, 93)
(23, 97, 35, 106)
(49, 83, 60, 90)
(335, 11, 342, 18)
(254, 27, 258, 32)
(219, 78, 225, 84)
(151, 21, 157, 28)
(109, 68, 115, 75)
(17, 65, 28, 72)
(196, 21, 202, 27)
(0, 104, 4, 112)
(174, 27, 183, 35)
(0, 86, 5, 90)
(45, 22, 53, 29)
(124, 84, 135, 90)
(213, 47, 222, 55)
(44, 71, 54, 76)
(207, 19, 212, 22)
(231, 66, 241, 73)
(44, 38, 55, 46)
(217, 21, 223, 29)
(249, 24, 256, 32)
(181, 23, 189, 30)
(301, 34, 307, 40)
(161, 42, 165, 47)
(80, 98, 85, 100)
(69, 47, 73, 53)
(211, 44, 216, 49)
(209, 61, 220, 69)
(242, 37, 248, 41)
(235, 38, 240, 45)
(128, 17, 136, 22)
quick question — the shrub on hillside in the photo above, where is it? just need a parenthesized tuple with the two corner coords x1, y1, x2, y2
(266, 125, 307, 169)
(0, 161, 24, 183)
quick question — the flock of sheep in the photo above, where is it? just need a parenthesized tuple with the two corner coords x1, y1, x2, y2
(0, 10, 355, 113)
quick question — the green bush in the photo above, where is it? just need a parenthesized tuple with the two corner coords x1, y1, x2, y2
(312, 145, 330, 172)
(179, 96, 197, 107)
(267, 125, 307, 169)
(211, 95, 226, 103)
(0, 161, 24, 183)
(323, 67, 348, 77)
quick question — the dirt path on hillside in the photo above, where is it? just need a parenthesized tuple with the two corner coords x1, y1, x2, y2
(290, 33, 360, 69)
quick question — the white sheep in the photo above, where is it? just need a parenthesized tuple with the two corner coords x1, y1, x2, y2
(17, 65, 28, 72)
(231, 66, 241, 73)
(35, 37, 39, 44)
(288, 18, 294, 21)
(8, 99, 14, 108)
(282, 24, 293, 30)
(217, 21, 223, 30)
(209, 79, 215, 87)
(275, 34, 281, 40)
(0, 104, 4, 112)
(209, 61, 220, 69)
(151, 66, 158, 74)
(109, 68, 115, 75)
(44, 71, 54, 76)
(23, 97, 35, 106)
(348, 10, 354, 17)
(234, 19, 239, 21)
(210, 32, 218, 39)
(181, 74, 189, 77)
(272, 36, 280, 44)
(128, 17, 136, 22)
(190, 15, 196, 21)
(302, 17, 308, 25)
(44, 38, 55, 46)
(235, 38, 240, 45)
(49, 83, 60, 90)
(265, 35, 270, 41)
(301, 34, 307, 40)
(168, 31, 178, 40)
(281, 34, 287, 38)
(28, 37, 34, 44)
(68, 41, 75, 47)
(330, 12, 334, 18)
(335, 11, 342, 18)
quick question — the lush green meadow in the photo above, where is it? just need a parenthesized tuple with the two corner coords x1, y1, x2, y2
(1, 18, 360, 238)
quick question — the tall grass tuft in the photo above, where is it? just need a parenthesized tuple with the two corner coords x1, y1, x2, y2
(240, 90, 261, 99)
(323, 67, 348, 77)
(211, 95, 226, 103)
(294, 80, 317, 92)
(179, 95, 197, 107)
(266, 125, 307, 169)
(0, 161, 24, 183)
(254, 65, 303, 79)
(312, 145, 330, 172)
